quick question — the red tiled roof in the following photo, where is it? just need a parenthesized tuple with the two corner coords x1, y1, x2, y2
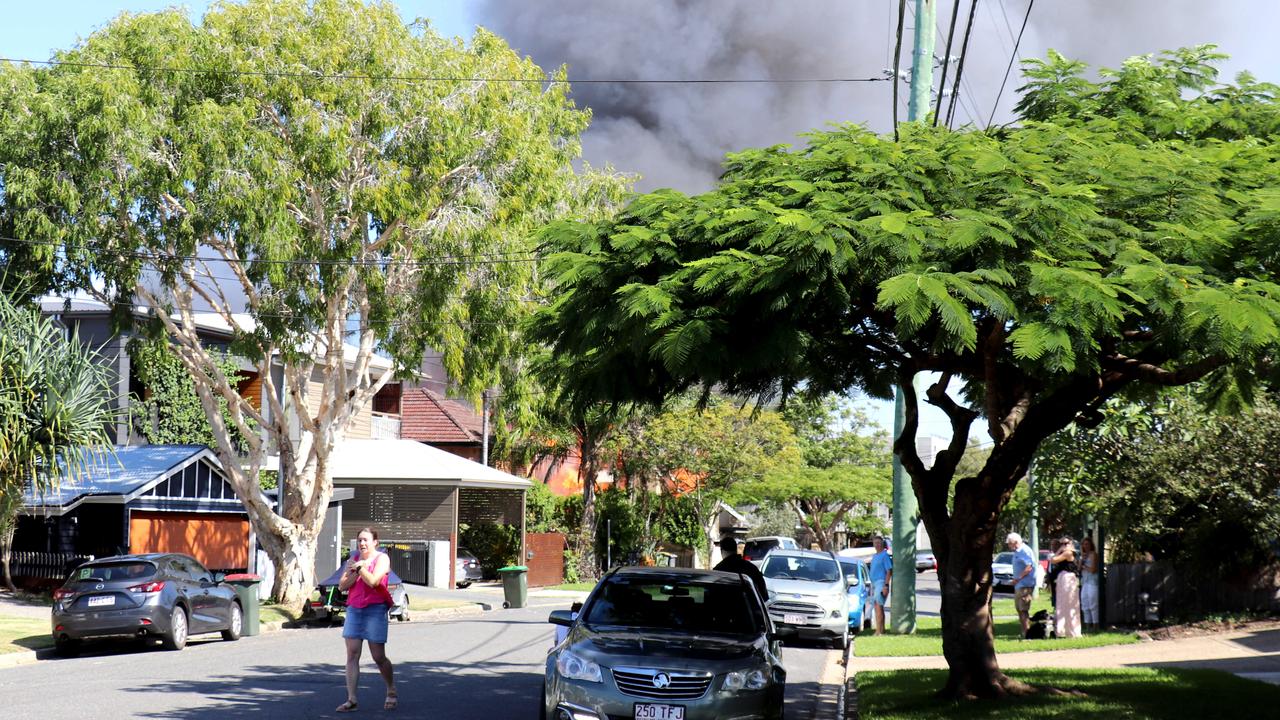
(399, 387, 483, 444)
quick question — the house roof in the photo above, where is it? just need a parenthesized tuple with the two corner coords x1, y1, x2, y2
(23, 445, 220, 513)
(400, 387, 483, 444)
(329, 439, 529, 490)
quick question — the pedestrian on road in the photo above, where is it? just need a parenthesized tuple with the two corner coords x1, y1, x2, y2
(1080, 536, 1100, 631)
(713, 536, 769, 605)
(337, 527, 398, 713)
(1052, 535, 1082, 639)
(869, 536, 892, 635)
(1006, 532, 1037, 639)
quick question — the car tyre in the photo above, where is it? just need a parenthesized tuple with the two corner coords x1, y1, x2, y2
(222, 602, 243, 641)
(398, 596, 410, 622)
(833, 624, 849, 650)
(456, 582, 471, 589)
(162, 606, 189, 651)
(54, 636, 80, 657)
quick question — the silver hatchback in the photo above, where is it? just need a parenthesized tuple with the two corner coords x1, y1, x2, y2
(51, 553, 243, 655)
(544, 567, 785, 720)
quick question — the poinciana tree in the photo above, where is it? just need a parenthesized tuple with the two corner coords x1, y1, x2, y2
(529, 46, 1280, 698)
(0, 0, 621, 610)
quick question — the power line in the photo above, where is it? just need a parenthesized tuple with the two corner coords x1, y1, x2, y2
(946, 0, 981, 129)
(0, 56, 891, 86)
(932, 0, 963, 126)
(1, 234, 543, 269)
(986, 0, 1035, 128)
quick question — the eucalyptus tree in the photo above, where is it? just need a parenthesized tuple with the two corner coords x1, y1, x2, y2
(529, 47, 1280, 698)
(0, 0, 621, 609)
(0, 292, 114, 591)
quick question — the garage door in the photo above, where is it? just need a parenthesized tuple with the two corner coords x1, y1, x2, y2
(128, 511, 249, 570)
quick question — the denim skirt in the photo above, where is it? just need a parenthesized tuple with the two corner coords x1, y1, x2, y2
(343, 604, 390, 644)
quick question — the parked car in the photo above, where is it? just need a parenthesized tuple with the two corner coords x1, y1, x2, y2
(991, 552, 1016, 591)
(741, 536, 798, 564)
(915, 549, 937, 573)
(51, 553, 242, 655)
(761, 549, 851, 648)
(455, 548, 483, 589)
(544, 567, 785, 720)
(836, 557, 871, 632)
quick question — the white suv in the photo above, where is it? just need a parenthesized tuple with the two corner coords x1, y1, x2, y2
(761, 549, 852, 649)
(741, 536, 798, 563)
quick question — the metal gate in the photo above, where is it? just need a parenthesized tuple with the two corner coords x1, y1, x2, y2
(383, 541, 429, 585)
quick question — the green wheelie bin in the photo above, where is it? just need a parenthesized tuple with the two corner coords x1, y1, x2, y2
(497, 565, 528, 609)
(223, 573, 262, 636)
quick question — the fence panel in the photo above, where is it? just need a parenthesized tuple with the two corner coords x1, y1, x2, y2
(11, 551, 94, 581)
(1105, 561, 1280, 624)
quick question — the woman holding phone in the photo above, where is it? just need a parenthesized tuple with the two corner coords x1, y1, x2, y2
(336, 527, 397, 712)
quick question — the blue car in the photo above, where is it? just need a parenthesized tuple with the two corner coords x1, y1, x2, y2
(838, 558, 871, 632)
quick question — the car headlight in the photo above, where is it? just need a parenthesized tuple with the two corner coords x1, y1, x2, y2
(556, 650, 603, 683)
(723, 669, 770, 690)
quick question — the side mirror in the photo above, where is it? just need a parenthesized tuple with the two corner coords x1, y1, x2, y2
(548, 609, 576, 627)
(214, 572, 226, 583)
(845, 575, 859, 588)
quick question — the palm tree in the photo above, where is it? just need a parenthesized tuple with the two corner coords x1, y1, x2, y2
(0, 292, 115, 592)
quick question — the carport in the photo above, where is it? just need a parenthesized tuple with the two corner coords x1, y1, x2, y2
(328, 439, 531, 588)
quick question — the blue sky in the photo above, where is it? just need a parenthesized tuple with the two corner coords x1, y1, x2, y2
(0, 1, 476, 61)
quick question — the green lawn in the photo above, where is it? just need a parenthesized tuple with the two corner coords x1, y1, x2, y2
(858, 667, 1280, 719)
(855, 616, 1137, 657)
(0, 615, 53, 654)
(542, 582, 596, 592)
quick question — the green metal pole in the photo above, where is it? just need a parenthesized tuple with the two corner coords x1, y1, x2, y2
(890, 0, 936, 636)
(1028, 466, 1039, 566)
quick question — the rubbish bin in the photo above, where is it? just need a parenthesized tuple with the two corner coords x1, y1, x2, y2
(497, 565, 528, 609)
(223, 573, 262, 636)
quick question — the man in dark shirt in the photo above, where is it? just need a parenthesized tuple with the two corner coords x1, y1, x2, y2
(713, 536, 770, 605)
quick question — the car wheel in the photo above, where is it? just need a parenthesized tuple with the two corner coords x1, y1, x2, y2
(398, 596, 410, 622)
(456, 582, 470, 589)
(833, 624, 848, 650)
(54, 636, 80, 657)
(162, 606, 189, 651)
(222, 602, 243, 641)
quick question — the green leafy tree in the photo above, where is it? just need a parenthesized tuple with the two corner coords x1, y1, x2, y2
(529, 47, 1280, 697)
(0, 291, 114, 590)
(0, 1, 620, 610)
(732, 465, 889, 551)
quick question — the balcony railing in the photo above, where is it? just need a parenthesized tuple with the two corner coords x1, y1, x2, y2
(371, 412, 401, 439)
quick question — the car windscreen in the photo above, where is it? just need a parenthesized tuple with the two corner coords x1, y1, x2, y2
(994, 552, 1014, 565)
(762, 555, 840, 583)
(583, 578, 762, 636)
(67, 561, 158, 584)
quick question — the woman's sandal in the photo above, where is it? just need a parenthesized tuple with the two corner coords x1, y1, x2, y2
(336, 699, 358, 713)
(384, 692, 398, 711)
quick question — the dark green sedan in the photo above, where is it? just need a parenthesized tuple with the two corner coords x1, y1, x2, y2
(544, 567, 785, 720)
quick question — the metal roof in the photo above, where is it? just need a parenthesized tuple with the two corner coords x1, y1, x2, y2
(23, 445, 219, 514)
(328, 439, 531, 490)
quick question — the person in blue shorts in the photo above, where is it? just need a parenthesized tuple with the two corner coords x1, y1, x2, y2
(868, 535, 893, 635)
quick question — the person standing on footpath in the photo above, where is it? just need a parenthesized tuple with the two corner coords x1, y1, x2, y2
(1052, 536, 1082, 639)
(869, 536, 892, 635)
(713, 536, 770, 606)
(336, 527, 398, 713)
(1080, 536, 1101, 631)
(1006, 532, 1037, 638)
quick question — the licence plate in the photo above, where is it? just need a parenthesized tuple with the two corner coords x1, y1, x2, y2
(87, 595, 115, 608)
(634, 703, 684, 719)
(783, 613, 805, 625)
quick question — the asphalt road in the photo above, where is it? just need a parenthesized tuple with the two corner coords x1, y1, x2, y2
(2, 599, 840, 719)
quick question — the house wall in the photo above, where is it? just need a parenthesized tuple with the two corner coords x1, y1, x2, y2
(305, 376, 373, 439)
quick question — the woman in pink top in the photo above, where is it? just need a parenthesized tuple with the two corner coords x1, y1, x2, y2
(336, 527, 397, 712)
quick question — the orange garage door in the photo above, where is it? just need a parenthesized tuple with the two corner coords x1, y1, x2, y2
(129, 511, 249, 569)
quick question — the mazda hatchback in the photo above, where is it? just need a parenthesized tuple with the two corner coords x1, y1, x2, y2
(51, 553, 243, 655)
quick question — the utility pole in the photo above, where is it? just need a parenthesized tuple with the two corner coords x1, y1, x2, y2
(481, 390, 490, 466)
(1028, 466, 1040, 562)
(891, 0, 936, 636)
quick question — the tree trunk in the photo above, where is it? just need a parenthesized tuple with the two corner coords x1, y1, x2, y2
(928, 478, 1034, 700)
(0, 522, 15, 593)
(577, 432, 599, 579)
(259, 527, 320, 612)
